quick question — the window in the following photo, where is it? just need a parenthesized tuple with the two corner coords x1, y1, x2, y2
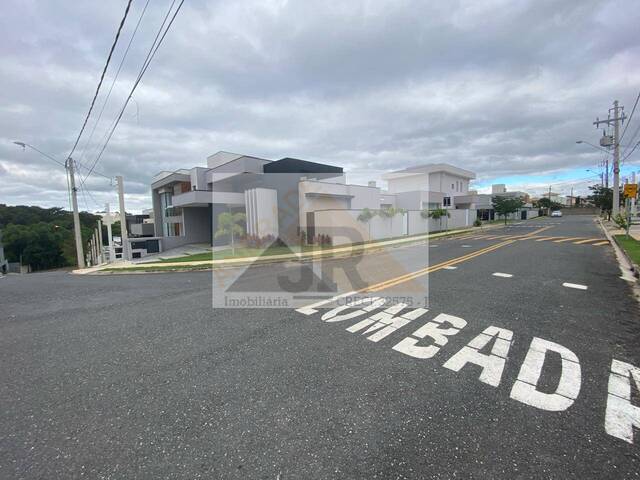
(163, 222, 182, 237)
(159, 190, 183, 236)
(443, 197, 451, 207)
(451, 183, 455, 190)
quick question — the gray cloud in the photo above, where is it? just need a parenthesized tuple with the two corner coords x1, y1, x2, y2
(1, 0, 639, 212)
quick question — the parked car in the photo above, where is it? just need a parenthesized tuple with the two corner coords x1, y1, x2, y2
(551, 210, 563, 217)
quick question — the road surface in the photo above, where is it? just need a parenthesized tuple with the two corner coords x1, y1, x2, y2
(1, 215, 639, 479)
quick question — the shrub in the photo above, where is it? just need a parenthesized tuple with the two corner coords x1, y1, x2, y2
(613, 213, 629, 230)
(473, 219, 482, 227)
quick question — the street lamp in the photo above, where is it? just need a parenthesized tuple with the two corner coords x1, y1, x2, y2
(13, 140, 85, 268)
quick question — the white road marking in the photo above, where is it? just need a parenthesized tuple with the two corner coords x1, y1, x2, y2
(295, 291, 359, 315)
(443, 266, 458, 270)
(392, 313, 466, 359)
(429, 244, 439, 248)
(321, 296, 386, 322)
(492, 272, 513, 278)
(442, 326, 513, 387)
(510, 337, 581, 412)
(461, 244, 472, 248)
(562, 282, 588, 290)
(347, 306, 428, 343)
(605, 359, 640, 444)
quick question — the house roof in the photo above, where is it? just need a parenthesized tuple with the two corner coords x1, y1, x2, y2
(263, 157, 343, 174)
(382, 163, 476, 180)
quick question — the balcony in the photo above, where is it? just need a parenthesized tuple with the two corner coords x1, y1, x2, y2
(172, 189, 246, 207)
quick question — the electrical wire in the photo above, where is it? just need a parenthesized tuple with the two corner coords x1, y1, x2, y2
(620, 89, 640, 146)
(83, 0, 184, 182)
(77, 0, 151, 168)
(67, 0, 133, 161)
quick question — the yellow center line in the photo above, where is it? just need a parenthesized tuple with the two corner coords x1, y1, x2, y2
(362, 225, 553, 293)
(592, 241, 610, 246)
(365, 239, 517, 292)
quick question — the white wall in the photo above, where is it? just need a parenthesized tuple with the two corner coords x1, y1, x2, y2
(298, 180, 381, 231)
(311, 208, 477, 246)
(387, 172, 471, 196)
(245, 188, 278, 237)
(387, 174, 429, 193)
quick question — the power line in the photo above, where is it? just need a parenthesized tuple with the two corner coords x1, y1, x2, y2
(67, 0, 133, 161)
(622, 141, 640, 163)
(83, 0, 184, 182)
(622, 122, 640, 159)
(77, 0, 151, 168)
(620, 89, 640, 145)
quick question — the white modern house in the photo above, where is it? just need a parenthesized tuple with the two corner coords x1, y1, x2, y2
(148, 153, 528, 250)
(306, 164, 478, 245)
(381, 163, 476, 210)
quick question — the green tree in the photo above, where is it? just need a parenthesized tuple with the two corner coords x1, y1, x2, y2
(0, 205, 105, 269)
(492, 196, 525, 225)
(587, 185, 618, 219)
(534, 197, 563, 211)
(214, 212, 246, 255)
(3, 222, 69, 270)
(357, 208, 377, 239)
(426, 208, 450, 231)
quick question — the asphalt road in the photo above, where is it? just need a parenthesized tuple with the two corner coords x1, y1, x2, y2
(1, 215, 639, 479)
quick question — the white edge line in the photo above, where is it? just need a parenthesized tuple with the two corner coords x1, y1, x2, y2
(562, 282, 588, 290)
(492, 272, 513, 278)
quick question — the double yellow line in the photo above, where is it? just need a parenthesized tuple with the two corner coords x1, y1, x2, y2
(363, 225, 552, 293)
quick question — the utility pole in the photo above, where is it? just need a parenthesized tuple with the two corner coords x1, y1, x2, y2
(570, 187, 574, 207)
(116, 176, 130, 261)
(66, 157, 85, 269)
(97, 219, 104, 263)
(94, 226, 101, 264)
(594, 101, 626, 217)
(547, 185, 552, 216)
(104, 203, 115, 262)
(632, 172, 638, 217)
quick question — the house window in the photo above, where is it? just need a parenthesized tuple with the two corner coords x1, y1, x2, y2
(159, 191, 183, 236)
(163, 222, 182, 237)
(443, 197, 451, 207)
(451, 183, 455, 190)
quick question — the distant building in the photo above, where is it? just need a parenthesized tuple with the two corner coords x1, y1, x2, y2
(455, 185, 535, 221)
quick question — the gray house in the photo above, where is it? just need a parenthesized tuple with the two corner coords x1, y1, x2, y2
(150, 152, 344, 250)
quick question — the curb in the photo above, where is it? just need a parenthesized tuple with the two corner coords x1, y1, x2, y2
(611, 236, 640, 280)
(597, 218, 639, 280)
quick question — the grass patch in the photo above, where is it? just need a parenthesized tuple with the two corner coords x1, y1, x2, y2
(614, 235, 640, 265)
(151, 245, 335, 263)
(101, 264, 214, 273)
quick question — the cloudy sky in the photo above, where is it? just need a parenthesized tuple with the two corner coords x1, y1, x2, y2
(1, 0, 639, 212)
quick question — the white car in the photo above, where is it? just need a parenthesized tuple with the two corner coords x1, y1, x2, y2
(551, 210, 563, 217)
